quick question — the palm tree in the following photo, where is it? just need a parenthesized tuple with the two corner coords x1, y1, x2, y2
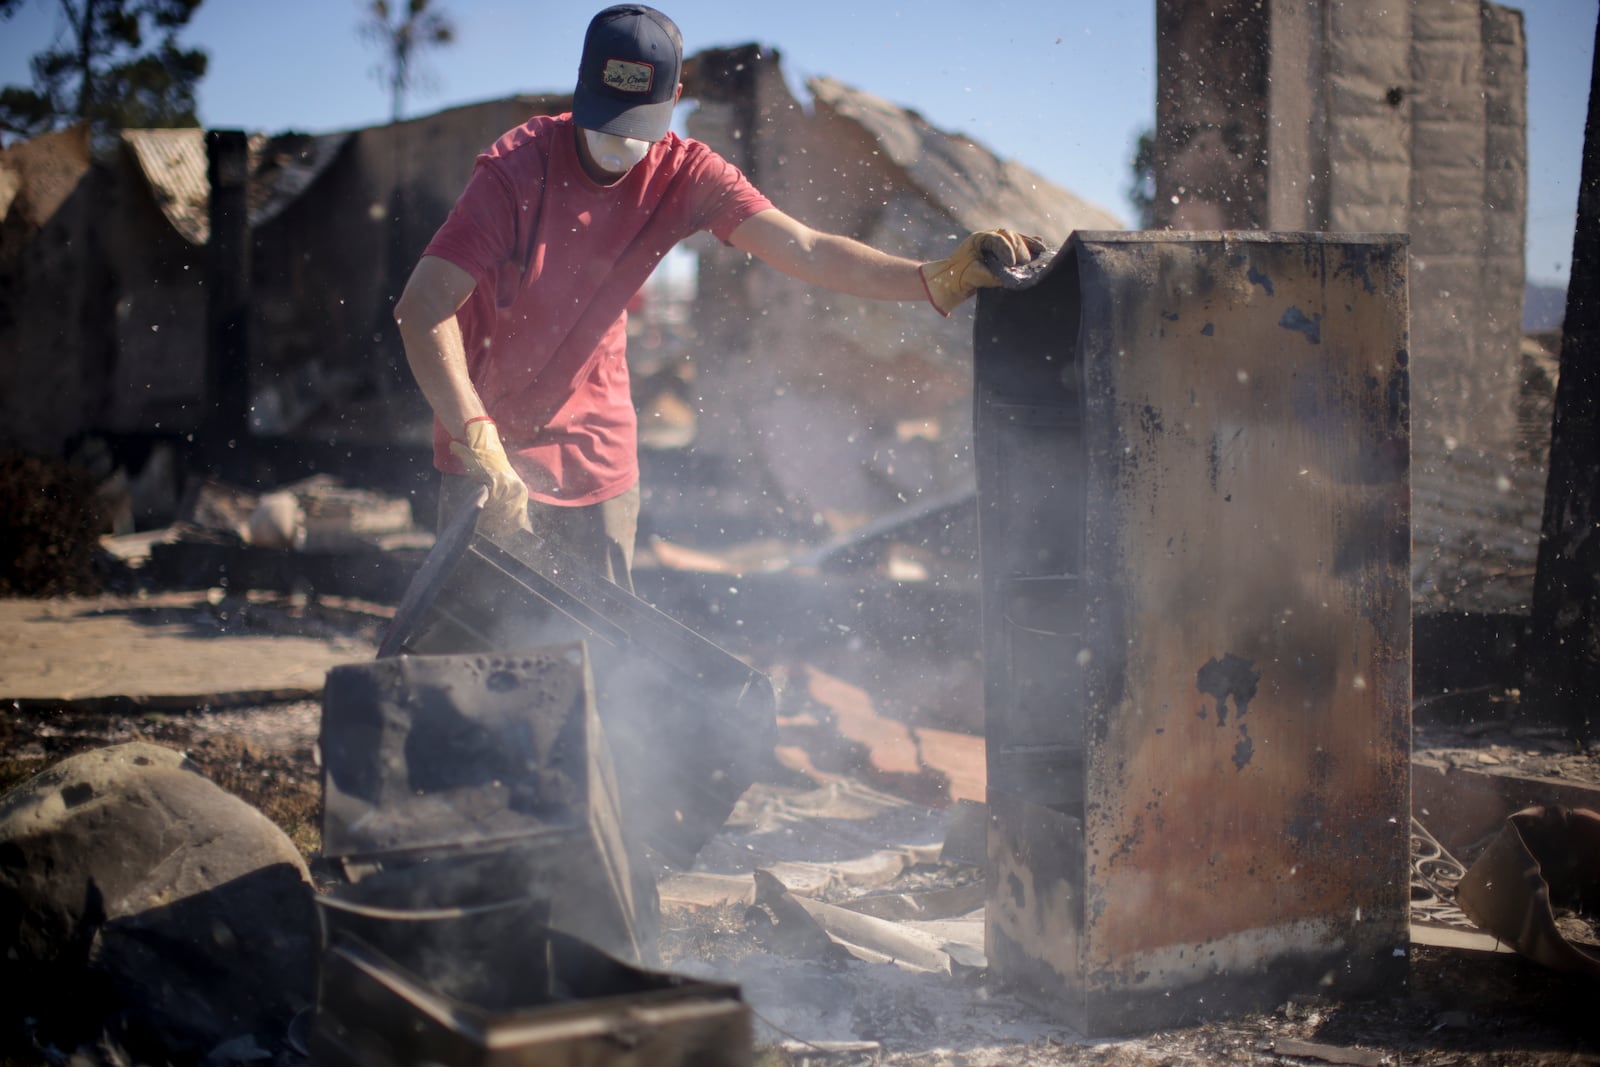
(358, 0, 455, 124)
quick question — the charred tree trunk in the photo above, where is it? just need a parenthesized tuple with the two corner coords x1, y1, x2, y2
(1527, 14, 1600, 742)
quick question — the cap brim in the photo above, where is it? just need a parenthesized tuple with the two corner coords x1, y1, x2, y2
(572, 87, 674, 142)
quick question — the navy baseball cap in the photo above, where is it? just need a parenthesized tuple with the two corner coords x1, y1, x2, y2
(572, 5, 683, 142)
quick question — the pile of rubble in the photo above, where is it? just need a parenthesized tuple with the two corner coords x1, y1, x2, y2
(1, 472, 1598, 1064)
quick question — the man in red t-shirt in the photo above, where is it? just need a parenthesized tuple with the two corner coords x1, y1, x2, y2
(395, 4, 1036, 587)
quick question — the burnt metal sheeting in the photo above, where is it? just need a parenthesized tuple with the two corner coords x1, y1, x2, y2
(311, 925, 750, 1067)
(975, 232, 1412, 1035)
(384, 527, 778, 872)
(319, 645, 644, 962)
(1456, 805, 1600, 975)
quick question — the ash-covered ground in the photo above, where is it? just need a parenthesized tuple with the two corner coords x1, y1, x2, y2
(3, 592, 1598, 1066)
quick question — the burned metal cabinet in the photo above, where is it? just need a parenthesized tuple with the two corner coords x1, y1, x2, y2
(974, 233, 1412, 1035)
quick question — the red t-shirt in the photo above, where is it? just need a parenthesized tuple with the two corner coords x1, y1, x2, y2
(423, 113, 773, 506)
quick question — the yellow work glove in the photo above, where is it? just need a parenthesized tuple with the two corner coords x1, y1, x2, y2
(448, 416, 531, 537)
(919, 229, 1045, 316)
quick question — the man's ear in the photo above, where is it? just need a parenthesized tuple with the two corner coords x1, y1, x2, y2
(674, 83, 684, 103)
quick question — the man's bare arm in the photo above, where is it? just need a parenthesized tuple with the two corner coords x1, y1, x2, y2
(728, 208, 929, 302)
(393, 255, 485, 437)
(394, 255, 533, 534)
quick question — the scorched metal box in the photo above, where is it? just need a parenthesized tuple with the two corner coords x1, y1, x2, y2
(974, 233, 1412, 1034)
(377, 518, 778, 873)
(319, 645, 646, 961)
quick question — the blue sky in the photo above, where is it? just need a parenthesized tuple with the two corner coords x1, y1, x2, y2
(2, 0, 1594, 284)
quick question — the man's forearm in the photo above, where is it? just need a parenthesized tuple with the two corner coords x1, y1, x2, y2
(790, 231, 928, 301)
(729, 209, 927, 302)
(398, 314, 486, 436)
(394, 255, 487, 437)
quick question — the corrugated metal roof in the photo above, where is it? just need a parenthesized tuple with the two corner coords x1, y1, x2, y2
(121, 128, 211, 243)
(120, 127, 350, 245)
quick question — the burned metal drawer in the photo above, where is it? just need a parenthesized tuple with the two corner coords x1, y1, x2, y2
(310, 921, 750, 1067)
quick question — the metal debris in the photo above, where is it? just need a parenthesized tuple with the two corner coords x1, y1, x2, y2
(1455, 805, 1600, 975)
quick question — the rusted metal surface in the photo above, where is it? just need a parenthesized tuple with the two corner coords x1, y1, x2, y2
(974, 232, 1412, 1034)
(310, 925, 750, 1066)
(319, 644, 644, 961)
(384, 526, 778, 871)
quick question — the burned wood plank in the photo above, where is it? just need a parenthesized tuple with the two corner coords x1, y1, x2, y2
(1270, 1037, 1387, 1066)
(203, 130, 251, 462)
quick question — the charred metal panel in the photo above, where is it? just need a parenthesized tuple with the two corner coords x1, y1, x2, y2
(385, 528, 778, 872)
(320, 645, 642, 961)
(975, 232, 1412, 1035)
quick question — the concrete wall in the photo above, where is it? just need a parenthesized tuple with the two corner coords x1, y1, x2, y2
(1154, 0, 1271, 230)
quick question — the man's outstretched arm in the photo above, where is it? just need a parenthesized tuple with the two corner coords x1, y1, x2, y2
(728, 207, 1040, 316)
(728, 208, 927, 301)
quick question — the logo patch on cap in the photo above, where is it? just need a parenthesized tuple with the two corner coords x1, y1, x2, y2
(601, 58, 655, 94)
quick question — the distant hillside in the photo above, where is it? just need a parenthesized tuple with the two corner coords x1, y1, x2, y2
(1525, 282, 1569, 332)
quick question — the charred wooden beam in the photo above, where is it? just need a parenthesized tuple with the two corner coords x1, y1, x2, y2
(203, 129, 252, 462)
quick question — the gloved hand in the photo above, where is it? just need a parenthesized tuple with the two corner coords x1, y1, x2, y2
(919, 229, 1046, 316)
(448, 416, 531, 537)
